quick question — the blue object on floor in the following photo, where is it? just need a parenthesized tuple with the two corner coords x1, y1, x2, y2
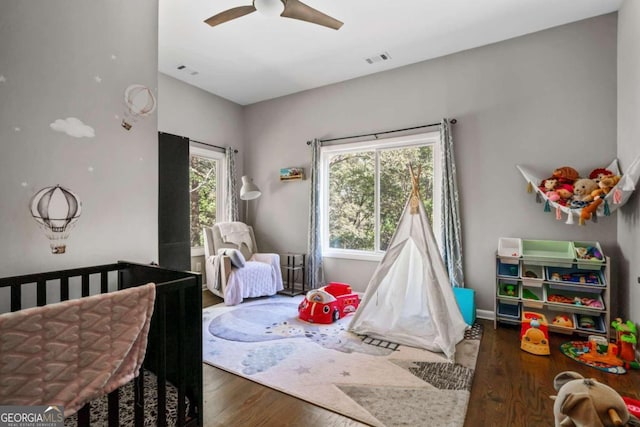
(453, 287, 476, 326)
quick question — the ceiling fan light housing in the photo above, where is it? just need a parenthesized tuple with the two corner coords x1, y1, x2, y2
(254, 0, 285, 17)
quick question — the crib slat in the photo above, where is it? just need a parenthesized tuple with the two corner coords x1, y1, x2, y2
(10, 284, 21, 312)
(157, 293, 167, 427)
(77, 403, 90, 426)
(108, 388, 119, 427)
(82, 274, 90, 297)
(60, 277, 69, 301)
(37, 279, 46, 306)
(177, 288, 186, 426)
(101, 271, 109, 294)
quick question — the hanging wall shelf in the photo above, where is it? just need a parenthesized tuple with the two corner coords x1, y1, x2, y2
(517, 156, 640, 225)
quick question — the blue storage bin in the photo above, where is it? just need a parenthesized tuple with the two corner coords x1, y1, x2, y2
(497, 259, 521, 278)
(453, 287, 476, 326)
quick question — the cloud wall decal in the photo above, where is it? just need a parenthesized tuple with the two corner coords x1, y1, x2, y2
(50, 117, 95, 138)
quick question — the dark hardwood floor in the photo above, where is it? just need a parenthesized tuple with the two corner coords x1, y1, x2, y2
(202, 291, 640, 426)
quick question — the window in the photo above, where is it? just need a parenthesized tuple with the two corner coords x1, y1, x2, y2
(190, 145, 226, 255)
(321, 132, 441, 260)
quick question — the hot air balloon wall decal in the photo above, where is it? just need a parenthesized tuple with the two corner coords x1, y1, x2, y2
(121, 84, 156, 131)
(29, 185, 82, 254)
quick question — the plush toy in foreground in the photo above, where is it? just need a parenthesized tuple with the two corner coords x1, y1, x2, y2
(551, 371, 640, 427)
(298, 282, 359, 324)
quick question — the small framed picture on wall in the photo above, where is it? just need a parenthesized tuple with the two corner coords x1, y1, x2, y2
(280, 167, 304, 181)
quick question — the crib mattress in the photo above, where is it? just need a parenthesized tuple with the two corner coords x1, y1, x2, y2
(64, 369, 190, 426)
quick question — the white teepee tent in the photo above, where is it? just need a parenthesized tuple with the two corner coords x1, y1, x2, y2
(349, 166, 468, 360)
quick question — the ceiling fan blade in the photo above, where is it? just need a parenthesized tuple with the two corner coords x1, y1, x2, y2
(281, 0, 343, 30)
(204, 5, 257, 27)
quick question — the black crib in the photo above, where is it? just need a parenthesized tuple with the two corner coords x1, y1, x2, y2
(0, 261, 203, 427)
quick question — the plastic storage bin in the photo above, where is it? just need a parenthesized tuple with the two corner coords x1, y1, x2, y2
(521, 264, 545, 287)
(545, 286, 605, 311)
(547, 312, 577, 334)
(497, 259, 521, 278)
(522, 240, 575, 267)
(573, 241, 605, 270)
(546, 267, 604, 288)
(497, 301, 521, 319)
(521, 285, 544, 308)
(497, 279, 520, 300)
(575, 313, 606, 334)
(498, 237, 522, 264)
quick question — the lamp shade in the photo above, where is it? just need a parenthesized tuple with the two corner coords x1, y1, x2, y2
(240, 176, 261, 200)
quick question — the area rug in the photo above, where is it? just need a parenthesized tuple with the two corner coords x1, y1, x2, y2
(202, 296, 482, 427)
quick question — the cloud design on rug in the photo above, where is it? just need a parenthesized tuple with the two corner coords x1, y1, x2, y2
(241, 342, 295, 375)
(207, 301, 393, 356)
(50, 117, 95, 138)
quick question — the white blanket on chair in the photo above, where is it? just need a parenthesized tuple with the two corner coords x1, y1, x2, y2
(217, 222, 253, 252)
(224, 254, 284, 306)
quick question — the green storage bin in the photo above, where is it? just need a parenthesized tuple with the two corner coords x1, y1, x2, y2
(573, 241, 605, 270)
(522, 239, 575, 267)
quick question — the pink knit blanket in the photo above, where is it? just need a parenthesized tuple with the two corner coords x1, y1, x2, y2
(0, 283, 156, 416)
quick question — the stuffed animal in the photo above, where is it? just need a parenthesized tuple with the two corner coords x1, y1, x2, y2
(540, 178, 561, 201)
(589, 168, 614, 184)
(551, 371, 640, 427)
(555, 183, 574, 206)
(553, 166, 580, 183)
(597, 175, 621, 197)
(572, 178, 599, 203)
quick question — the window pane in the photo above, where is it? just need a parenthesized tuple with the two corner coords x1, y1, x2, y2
(190, 155, 217, 247)
(328, 152, 375, 251)
(379, 145, 434, 250)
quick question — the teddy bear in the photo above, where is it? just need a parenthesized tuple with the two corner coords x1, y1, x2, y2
(595, 175, 621, 198)
(551, 371, 640, 427)
(570, 178, 599, 207)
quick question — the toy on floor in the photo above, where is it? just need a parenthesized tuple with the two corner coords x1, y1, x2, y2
(550, 371, 640, 427)
(520, 311, 550, 355)
(298, 282, 359, 324)
(612, 318, 638, 363)
(624, 397, 640, 419)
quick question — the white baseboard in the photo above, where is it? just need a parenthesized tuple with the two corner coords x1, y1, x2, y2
(476, 309, 495, 321)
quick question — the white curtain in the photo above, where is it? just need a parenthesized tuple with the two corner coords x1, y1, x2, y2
(439, 119, 465, 287)
(307, 138, 324, 289)
(225, 147, 239, 222)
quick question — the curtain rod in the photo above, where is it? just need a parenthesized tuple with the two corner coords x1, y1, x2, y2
(190, 139, 238, 153)
(307, 119, 456, 145)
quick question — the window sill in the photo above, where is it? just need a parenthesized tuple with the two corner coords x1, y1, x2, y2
(322, 250, 383, 262)
(191, 247, 205, 257)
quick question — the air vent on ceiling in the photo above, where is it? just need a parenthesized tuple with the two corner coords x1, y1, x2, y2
(365, 52, 391, 65)
(176, 64, 199, 76)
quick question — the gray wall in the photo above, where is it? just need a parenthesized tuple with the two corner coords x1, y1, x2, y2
(157, 73, 245, 278)
(243, 14, 619, 312)
(0, 1, 158, 277)
(617, 0, 640, 323)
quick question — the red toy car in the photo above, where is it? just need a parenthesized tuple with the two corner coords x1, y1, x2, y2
(298, 282, 360, 324)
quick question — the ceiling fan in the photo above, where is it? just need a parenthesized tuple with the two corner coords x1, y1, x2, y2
(204, 0, 344, 30)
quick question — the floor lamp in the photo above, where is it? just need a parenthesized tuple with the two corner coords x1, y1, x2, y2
(240, 175, 261, 224)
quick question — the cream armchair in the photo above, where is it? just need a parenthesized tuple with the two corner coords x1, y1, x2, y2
(203, 222, 283, 305)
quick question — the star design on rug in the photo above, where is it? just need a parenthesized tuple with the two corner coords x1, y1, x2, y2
(340, 371, 351, 377)
(294, 366, 311, 375)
